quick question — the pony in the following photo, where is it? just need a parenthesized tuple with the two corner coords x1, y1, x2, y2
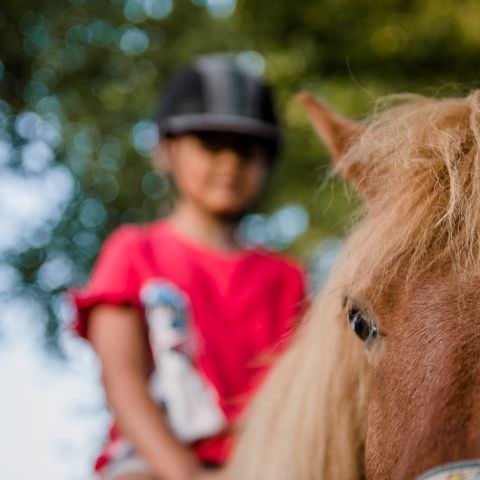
(228, 91, 480, 479)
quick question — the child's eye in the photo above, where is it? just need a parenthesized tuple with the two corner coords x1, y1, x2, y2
(198, 136, 224, 152)
(196, 132, 264, 159)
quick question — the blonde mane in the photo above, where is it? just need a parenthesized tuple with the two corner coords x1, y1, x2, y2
(228, 91, 480, 479)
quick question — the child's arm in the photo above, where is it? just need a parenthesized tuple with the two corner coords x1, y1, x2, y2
(89, 304, 227, 480)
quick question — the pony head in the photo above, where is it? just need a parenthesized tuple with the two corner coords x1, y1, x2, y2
(230, 91, 480, 479)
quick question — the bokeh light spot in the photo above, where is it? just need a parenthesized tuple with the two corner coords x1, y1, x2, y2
(370, 25, 407, 56)
(23, 22, 51, 53)
(15, 112, 43, 140)
(37, 254, 75, 291)
(99, 139, 124, 172)
(93, 173, 119, 203)
(23, 80, 49, 104)
(131, 120, 158, 156)
(236, 51, 266, 77)
(124, 0, 147, 23)
(14, 111, 62, 147)
(238, 204, 309, 250)
(21, 140, 54, 172)
(271, 204, 309, 238)
(65, 24, 88, 45)
(44, 166, 75, 207)
(71, 129, 95, 155)
(87, 20, 116, 45)
(0, 140, 13, 166)
(145, 0, 173, 19)
(2, 296, 47, 343)
(28, 226, 53, 249)
(237, 214, 269, 246)
(310, 239, 343, 291)
(73, 231, 100, 251)
(206, 0, 236, 18)
(36, 96, 63, 116)
(99, 155, 119, 172)
(0, 99, 11, 116)
(79, 198, 108, 229)
(0, 264, 21, 294)
(40, 113, 62, 148)
(0, 113, 8, 133)
(60, 44, 87, 72)
(0, 166, 74, 252)
(142, 172, 168, 199)
(119, 27, 149, 55)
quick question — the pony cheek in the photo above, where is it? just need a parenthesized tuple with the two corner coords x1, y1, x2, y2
(364, 337, 422, 479)
(363, 374, 401, 479)
(364, 334, 386, 367)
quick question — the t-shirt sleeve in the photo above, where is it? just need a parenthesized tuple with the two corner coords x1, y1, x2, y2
(69, 225, 143, 339)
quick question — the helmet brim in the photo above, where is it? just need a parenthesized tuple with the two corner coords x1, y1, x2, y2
(159, 114, 281, 143)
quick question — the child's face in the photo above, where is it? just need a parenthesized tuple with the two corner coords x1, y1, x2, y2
(162, 132, 269, 215)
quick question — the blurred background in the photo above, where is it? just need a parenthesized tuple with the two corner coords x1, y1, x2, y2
(1, 0, 479, 478)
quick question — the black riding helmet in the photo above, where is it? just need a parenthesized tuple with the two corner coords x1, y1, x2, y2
(155, 54, 281, 160)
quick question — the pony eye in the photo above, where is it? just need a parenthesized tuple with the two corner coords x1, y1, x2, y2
(348, 308, 377, 343)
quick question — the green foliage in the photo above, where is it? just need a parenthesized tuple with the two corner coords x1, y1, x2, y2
(1, 0, 479, 345)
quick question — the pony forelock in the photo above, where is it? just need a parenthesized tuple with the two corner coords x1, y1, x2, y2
(342, 91, 480, 286)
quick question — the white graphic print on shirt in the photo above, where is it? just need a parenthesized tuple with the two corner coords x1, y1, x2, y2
(140, 279, 226, 442)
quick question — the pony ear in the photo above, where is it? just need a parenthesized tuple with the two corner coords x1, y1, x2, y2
(298, 92, 365, 162)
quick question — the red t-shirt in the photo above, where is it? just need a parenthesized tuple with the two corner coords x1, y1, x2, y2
(70, 220, 306, 471)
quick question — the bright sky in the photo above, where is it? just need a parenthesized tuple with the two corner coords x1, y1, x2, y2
(0, 326, 109, 480)
(0, 88, 111, 479)
(0, 139, 110, 479)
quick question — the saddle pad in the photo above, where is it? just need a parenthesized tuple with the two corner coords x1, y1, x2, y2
(417, 460, 480, 480)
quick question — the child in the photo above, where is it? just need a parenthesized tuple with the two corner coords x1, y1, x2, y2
(71, 54, 306, 480)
